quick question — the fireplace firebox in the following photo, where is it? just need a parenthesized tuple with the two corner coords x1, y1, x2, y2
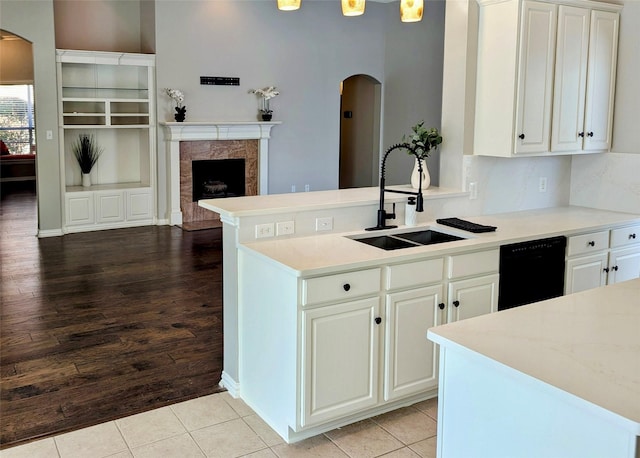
(192, 159, 245, 201)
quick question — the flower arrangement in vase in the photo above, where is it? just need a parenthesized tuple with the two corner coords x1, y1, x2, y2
(249, 86, 280, 121)
(402, 121, 443, 190)
(72, 134, 103, 187)
(165, 88, 186, 122)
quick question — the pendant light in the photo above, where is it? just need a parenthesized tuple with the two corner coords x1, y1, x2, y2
(341, 0, 366, 16)
(277, 0, 301, 11)
(400, 0, 423, 23)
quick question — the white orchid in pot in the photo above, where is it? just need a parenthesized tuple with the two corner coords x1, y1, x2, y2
(249, 86, 280, 121)
(402, 121, 443, 190)
(164, 88, 186, 122)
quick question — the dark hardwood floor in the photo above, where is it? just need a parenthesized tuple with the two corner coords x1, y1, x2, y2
(0, 185, 225, 448)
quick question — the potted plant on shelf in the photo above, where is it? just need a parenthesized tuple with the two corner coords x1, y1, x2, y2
(402, 121, 443, 190)
(164, 88, 186, 122)
(249, 86, 280, 121)
(72, 134, 103, 188)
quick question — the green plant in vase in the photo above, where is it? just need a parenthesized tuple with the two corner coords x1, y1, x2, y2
(402, 121, 443, 190)
(72, 134, 103, 187)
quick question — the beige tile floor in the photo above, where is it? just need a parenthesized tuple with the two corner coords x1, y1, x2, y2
(0, 392, 438, 458)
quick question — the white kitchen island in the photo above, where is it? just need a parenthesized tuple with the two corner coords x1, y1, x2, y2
(427, 278, 640, 458)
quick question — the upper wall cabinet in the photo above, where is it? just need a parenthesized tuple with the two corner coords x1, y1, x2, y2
(474, 0, 620, 158)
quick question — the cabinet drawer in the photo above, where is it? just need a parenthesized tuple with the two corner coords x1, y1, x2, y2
(385, 258, 444, 291)
(447, 249, 499, 279)
(610, 225, 640, 248)
(302, 268, 381, 306)
(567, 231, 609, 257)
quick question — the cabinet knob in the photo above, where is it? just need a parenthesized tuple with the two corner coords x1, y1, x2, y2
(518, 133, 525, 140)
(604, 267, 610, 273)
(453, 300, 460, 307)
(588, 241, 595, 247)
(578, 132, 585, 138)
(612, 265, 619, 271)
(587, 132, 594, 137)
(438, 303, 445, 310)
(343, 283, 351, 292)
(630, 233, 637, 240)
(374, 317, 382, 325)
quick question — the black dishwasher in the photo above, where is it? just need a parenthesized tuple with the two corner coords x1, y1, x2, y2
(498, 236, 567, 311)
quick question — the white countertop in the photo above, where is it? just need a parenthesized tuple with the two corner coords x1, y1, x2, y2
(199, 185, 468, 218)
(239, 206, 640, 276)
(428, 278, 640, 434)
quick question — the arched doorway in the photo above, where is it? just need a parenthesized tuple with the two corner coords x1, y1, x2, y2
(0, 30, 36, 195)
(339, 74, 381, 189)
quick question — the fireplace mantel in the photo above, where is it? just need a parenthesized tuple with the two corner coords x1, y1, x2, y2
(161, 121, 280, 225)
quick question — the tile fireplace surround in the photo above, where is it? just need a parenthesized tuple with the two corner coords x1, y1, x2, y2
(161, 122, 280, 226)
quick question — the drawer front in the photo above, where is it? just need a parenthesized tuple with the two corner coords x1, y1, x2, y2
(610, 225, 640, 248)
(302, 268, 381, 306)
(567, 231, 609, 257)
(447, 249, 499, 279)
(385, 258, 444, 291)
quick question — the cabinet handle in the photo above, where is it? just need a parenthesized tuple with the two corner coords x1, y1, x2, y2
(604, 267, 610, 273)
(587, 132, 594, 137)
(453, 300, 460, 307)
(343, 283, 351, 291)
(438, 303, 445, 310)
(588, 241, 595, 247)
(374, 317, 382, 325)
(630, 233, 637, 240)
(518, 133, 525, 140)
(578, 132, 585, 138)
(612, 265, 618, 271)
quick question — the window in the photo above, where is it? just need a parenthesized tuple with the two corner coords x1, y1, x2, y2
(0, 84, 35, 155)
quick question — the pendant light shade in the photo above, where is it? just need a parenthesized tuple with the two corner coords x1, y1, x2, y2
(277, 0, 301, 11)
(400, 0, 423, 23)
(341, 0, 366, 16)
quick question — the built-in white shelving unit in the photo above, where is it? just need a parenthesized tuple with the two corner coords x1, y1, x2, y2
(56, 49, 156, 233)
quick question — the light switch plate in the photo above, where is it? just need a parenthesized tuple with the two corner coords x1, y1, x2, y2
(277, 221, 295, 236)
(315, 217, 333, 231)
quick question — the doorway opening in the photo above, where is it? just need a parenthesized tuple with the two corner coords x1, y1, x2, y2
(339, 74, 381, 189)
(0, 30, 37, 219)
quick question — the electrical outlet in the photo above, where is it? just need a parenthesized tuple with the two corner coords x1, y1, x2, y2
(305, 184, 310, 192)
(276, 221, 295, 236)
(539, 177, 548, 193)
(315, 217, 333, 231)
(469, 182, 478, 200)
(291, 185, 296, 192)
(255, 223, 274, 238)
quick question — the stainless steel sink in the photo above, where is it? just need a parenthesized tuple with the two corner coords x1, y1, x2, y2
(350, 229, 467, 251)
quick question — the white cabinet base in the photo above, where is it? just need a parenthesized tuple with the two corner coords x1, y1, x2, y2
(434, 345, 637, 458)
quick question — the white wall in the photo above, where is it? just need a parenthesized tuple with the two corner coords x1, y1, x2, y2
(153, 0, 446, 220)
(570, 0, 640, 214)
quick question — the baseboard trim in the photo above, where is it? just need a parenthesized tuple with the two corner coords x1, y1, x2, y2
(37, 228, 64, 238)
(219, 371, 240, 398)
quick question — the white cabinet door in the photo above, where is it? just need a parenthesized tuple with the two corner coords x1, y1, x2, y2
(551, 6, 590, 152)
(565, 252, 608, 294)
(66, 193, 94, 226)
(301, 297, 380, 428)
(447, 274, 499, 323)
(515, 1, 557, 154)
(384, 285, 444, 401)
(95, 191, 125, 223)
(583, 10, 619, 152)
(126, 188, 153, 221)
(608, 247, 640, 285)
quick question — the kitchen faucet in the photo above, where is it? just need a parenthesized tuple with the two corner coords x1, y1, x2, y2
(366, 143, 424, 231)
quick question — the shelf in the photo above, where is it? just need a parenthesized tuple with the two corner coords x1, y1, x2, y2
(66, 182, 151, 193)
